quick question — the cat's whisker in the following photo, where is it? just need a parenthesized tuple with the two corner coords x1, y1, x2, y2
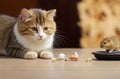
(55, 32, 73, 42)
(53, 30, 73, 48)
(55, 30, 73, 42)
(53, 39, 64, 47)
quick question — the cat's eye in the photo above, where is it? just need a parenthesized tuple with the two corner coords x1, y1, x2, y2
(31, 27, 38, 32)
(44, 27, 49, 31)
(103, 42, 106, 44)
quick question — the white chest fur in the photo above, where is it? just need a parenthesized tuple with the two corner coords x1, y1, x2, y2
(14, 23, 54, 52)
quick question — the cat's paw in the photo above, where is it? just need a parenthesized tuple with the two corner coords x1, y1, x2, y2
(24, 51, 38, 59)
(40, 50, 53, 59)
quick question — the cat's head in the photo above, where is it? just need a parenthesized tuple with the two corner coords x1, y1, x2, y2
(17, 8, 56, 40)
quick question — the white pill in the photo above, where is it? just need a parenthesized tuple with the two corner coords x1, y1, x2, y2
(74, 52, 79, 57)
(58, 53, 65, 59)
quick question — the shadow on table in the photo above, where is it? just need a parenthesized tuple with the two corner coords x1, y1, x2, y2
(93, 58, 120, 61)
(0, 55, 12, 58)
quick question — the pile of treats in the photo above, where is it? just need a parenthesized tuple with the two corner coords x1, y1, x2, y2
(51, 52, 79, 63)
(77, 0, 120, 48)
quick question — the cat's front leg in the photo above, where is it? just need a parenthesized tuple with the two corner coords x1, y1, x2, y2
(7, 47, 38, 59)
(39, 50, 54, 59)
(24, 51, 38, 59)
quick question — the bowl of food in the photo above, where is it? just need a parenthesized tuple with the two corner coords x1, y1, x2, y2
(92, 51, 120, 60)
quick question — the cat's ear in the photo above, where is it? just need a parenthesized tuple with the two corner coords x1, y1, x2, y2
(20, 8, 32, 22)
(46, 9, 56, 20)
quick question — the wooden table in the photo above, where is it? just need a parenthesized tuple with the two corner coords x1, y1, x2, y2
(0, 48, 120, 79)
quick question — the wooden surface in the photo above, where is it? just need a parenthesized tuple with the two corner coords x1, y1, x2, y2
(0, 48, 120, 79)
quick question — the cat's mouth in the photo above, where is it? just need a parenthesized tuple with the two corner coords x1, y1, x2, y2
(38, 36, 43, 40)
(38, 38, 42, 40)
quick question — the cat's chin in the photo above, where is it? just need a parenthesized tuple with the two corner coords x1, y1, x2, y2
(38, 37, 45, 40)
(38, 38, 42, 40)
(36, 37, 45, 41)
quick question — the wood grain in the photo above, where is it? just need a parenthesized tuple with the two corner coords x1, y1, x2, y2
(0, 48, 120, 79)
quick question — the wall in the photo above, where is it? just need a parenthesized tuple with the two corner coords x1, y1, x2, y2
(77, 0, 120, 48)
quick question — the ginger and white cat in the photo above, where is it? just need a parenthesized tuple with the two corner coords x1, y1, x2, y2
(0, 8, 56, 59)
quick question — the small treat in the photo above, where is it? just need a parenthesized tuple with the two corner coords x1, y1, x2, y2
(65, 59, 68, 61)
(59, 60, 64, 63)
(74, 52, 79, 57)
(58, 53, 66, 60)
(69, 55, 79, 61)
(86, 58, 93, 62)
(69, 52, 79, 61)
(51, 58, 57, 63)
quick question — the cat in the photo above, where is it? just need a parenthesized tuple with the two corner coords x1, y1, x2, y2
(0, 8, 56, 59)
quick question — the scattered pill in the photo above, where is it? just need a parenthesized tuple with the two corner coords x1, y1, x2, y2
(86, 58, 93, 62)
(51, 58, 57, 63)
(58, 53, 66, 60)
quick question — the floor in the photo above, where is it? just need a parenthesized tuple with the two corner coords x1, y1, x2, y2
(0, 48, 120, 79)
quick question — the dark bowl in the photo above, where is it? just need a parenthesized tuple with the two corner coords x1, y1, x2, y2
(92, 51, 120, 60)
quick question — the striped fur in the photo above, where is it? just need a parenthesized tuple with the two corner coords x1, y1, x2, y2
(0, 8, 56, 59)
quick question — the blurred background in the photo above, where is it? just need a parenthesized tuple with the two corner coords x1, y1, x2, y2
(1, 0, 120, 48)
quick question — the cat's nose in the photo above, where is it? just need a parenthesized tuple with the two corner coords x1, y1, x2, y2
(39, 35, 43, 39)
